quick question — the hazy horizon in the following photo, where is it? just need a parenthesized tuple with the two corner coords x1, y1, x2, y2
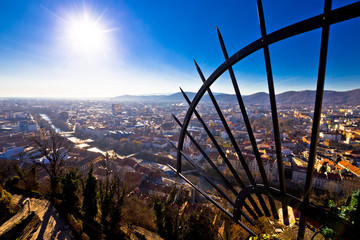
(1, 87, 359, 101)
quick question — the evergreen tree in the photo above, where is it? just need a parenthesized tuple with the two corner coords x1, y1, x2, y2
(322, 190, 359, 238)
(99, 181, 111, 225)
(153, 197, 165, 235)
(82, 165, 98, 220)
(61, 171, 79, 212)
(184, 207, 218, 240)
(99, 154, 116, 226)
(97, 153, 128, 236)
(24, 165, 39, 193)
(153, 187, 181, 240)
(319, 162, 327, 173)
(109, 185, 126, 233)
(0, 185, 13, 223)
(153, 187, 221, 240)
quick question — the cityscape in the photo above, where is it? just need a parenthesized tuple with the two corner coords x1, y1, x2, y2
(1, 89, 360, 239)
(1, 0, 360, 239)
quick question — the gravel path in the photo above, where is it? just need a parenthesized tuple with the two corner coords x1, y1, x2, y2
(0, 194, 74, 240)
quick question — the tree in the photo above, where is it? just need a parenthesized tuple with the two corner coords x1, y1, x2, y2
(99, 173, 126, 237)
(82, 165, 98, 220)
(0, 161, 14, 186)
(153, 187, 221, 240)
(109, 185, 126, 233)
(98, 152, 126, 235)
(153, 187, 185, 240)
(30, 129, 71, 197)
(153, 197, 165, 236)
(99, 153, 116, 225)
(122, 195, 156, 230)
(184, 207, 218, 240)
(0, 185, 14, 224)
(25, 165, 39, 192)
(10, 164, 39, 193)
(61, 170, 80, 212)
(319, 162, 327, 173)
(322, 190, 359, 239)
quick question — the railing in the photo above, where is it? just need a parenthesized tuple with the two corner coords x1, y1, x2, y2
(170, 0, 360, 238)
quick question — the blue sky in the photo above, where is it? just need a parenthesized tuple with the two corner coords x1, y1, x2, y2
(0, 0, 359, 98)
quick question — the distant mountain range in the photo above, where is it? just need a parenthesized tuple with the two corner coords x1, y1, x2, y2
(112, 89, 360, 106)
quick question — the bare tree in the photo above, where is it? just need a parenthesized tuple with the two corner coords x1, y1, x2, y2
(30, 129, 72, 197)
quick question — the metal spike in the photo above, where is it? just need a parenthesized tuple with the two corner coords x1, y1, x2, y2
(167, 164, 257, 236)
(217, 26, 276, 218)
(172, 114, 238, 196)
(298, 0, 332, 238)
(195, 60, 270, 217)
(172, 114, 261, 219)
(257, 0, 288, 223)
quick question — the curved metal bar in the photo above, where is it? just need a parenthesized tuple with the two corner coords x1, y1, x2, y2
(234, 185, 298, 221)
(167, 164, 257, 236)
(180, 88, 238, 196)
(179, 88, 241, 196)
(179, 89, 260, 220)
(174, 1, 360, 236)
(194, 60, 270, 218)
(169, 142, 235, 206)
(174, 102, 262, 219)
(193, 60, 245, 190)
(234, 185, 357, 239)
(310, 231, 324, 240)
(168, 141, 256, 224)
(217, 26, 275, 218)
(173, 114, 238, 196)
(176, 2, 360, 171)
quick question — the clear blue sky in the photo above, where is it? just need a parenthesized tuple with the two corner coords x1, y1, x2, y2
(0, 0, 359, 98)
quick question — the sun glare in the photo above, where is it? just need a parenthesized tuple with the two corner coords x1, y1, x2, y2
(65, 13, 110, 56)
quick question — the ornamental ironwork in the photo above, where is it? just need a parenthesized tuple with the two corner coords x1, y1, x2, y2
(169, 0, 360, 239)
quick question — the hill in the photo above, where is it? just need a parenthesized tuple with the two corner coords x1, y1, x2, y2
(112, 89, 360, 106)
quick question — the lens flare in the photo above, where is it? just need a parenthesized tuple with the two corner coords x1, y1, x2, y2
(65, 12, 111, 56)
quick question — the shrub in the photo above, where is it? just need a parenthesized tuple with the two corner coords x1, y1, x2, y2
(0, 186, 14, 223)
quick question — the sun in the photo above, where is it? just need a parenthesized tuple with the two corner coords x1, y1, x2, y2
(65, 13, 110, 56)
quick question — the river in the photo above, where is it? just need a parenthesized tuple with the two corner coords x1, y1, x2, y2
(39, 113, 108, 156)
(39, 114, 62, 133)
